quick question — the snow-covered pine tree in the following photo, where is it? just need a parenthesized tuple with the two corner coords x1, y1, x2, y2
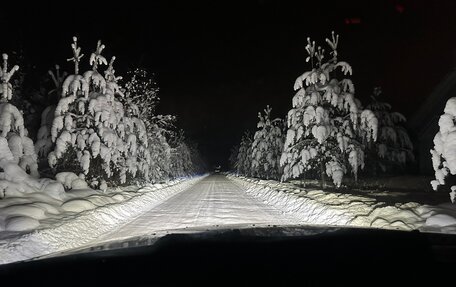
(0, 53, 67, 200)
(187, 140, 207, 175)
(0, 53, 39, 178)
(229, 144, 239, 171)
(430, 97, 456, 202)
(9, 50, 40, 137)
(250, 105, 284, 180)
(175, 142, 193, 177)
(119, 89, 150, 184)
(235, 131, 253, 176)
(48, 37, 150, 189)
(147, 125, 172, 181)
(365, 87, 414, 174)
(280, 32, 378, 187)
(35, 65, 67, 165)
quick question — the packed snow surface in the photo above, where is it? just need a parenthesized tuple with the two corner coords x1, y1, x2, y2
(97, 174, 299, 243)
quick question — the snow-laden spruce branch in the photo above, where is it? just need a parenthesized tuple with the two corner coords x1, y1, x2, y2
(365, 87, 414, 175)
(431, 97, 456, 202)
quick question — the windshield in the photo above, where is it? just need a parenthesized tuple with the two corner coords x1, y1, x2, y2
(1, 1, 456, 265)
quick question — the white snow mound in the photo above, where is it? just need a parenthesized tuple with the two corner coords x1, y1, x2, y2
(426, 214, 456, 227)
(61, 199, 97, 212)
(228, 175, 456, 232)
(6, 216, 40, 232)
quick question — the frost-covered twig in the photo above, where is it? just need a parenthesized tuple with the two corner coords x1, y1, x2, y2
(67, 37, 84, 75)
(0, 54, 19, 101)
(90, 40, 107, 71)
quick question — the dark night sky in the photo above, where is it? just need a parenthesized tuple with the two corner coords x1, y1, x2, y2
(1, 0, 456, 168)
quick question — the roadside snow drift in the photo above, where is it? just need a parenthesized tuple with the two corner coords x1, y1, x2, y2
(0, 176, 201, 264)
(229, 175, 456, 232)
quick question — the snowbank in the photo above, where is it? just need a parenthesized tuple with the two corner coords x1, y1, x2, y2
(0, 176, 202, 264)
(422, 203, 456, 233)
(228, 175, 456, 233)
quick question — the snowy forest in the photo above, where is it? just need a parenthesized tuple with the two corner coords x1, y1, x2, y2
(0, 36, 206, 201)
(230, 32, 449, 194)
(2, 1, 456, 276)
(229, 32, 456, 210)
(2, 3, 456, 283)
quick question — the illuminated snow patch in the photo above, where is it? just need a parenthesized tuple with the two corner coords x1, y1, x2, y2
(0, 176, 202, 264)
(229, 175, 436, 231)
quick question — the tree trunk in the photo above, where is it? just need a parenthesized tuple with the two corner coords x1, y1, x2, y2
(373, 159, 377, 178)
(301, 170, 306, 188)
(320, 162, 326, 189)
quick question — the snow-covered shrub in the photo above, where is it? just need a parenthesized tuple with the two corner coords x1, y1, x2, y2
(250, 106, 284, 180)
(430, 97, 456, 202)
(365, 87, 414, 174)
(280, 32, 377, 187)
(47, 37, 151, 188)
(235, 131, 253, 176)
(122, 68, 174, 182)
(55, 171, 88, 190)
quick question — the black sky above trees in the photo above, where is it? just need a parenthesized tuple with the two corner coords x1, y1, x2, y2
(1, 0, 455, 168)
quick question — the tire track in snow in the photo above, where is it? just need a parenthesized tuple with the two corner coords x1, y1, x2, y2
(96, 174, 300, 244)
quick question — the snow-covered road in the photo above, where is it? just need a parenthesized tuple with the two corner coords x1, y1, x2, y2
(4, 173, 454, 264)
(97, 174, 298, 243)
